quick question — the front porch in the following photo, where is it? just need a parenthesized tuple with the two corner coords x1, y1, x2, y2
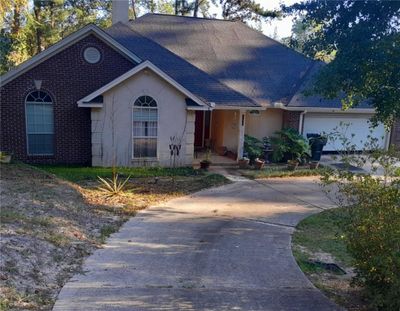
(192, 151, 238, 167)
(192, 109, 246, 165)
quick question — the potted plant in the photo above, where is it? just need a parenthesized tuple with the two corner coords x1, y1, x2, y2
(200, 150, 211, 170)
(307, 134, 328, 162)
(238, 157, 250, 169)
(254, 158, 265, 170)
(270, 128, 311, 171)
(0, 152, 12, 164)
(244, 135, 264, 164)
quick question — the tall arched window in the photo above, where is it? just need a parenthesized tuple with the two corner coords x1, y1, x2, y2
(132, 96, 158, 158)
(25, 90, 54, 155)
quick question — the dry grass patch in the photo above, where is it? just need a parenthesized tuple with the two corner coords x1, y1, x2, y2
(0, 163, 228, 310)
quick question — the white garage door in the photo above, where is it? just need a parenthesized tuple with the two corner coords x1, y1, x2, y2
(303, 113, 387, 151)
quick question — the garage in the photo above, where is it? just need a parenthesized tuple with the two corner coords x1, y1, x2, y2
(302, 113, 388, 151)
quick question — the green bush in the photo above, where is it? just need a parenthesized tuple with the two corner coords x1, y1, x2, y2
(338, 177, 400, 310)
(244, 135, 264, 162)
(270, 128, 310, 162)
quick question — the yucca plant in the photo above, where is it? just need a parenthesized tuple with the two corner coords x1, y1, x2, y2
(97, 173, 131, 196)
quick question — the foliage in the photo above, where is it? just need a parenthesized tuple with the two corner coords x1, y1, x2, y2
(212, 0, 279, 22)
(97, 174, 131, 196)
(293, 208, 353, 267)
(321, 135, 400, 310)
(244, 135, 264, 162)
(1, 0, 112, 74)
(284, 1, 400, 126)
(36, 165, 200, 182)
(270, 128, 310, 162)
(240, 166, 330, 179)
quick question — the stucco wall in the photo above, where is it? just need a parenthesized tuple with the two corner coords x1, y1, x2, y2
(211, 110, 240, 153)
(91, 70, 194, 167)
(245, 109, 283, 139)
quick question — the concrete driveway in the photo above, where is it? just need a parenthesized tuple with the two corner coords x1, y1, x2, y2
(53, 175, 340, 311)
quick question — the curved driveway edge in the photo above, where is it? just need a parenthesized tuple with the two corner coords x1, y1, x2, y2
(53, 176, 341, 310)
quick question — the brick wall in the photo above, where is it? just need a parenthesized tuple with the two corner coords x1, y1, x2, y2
(390, 119, 400, 149)
(282, 110, 301, 132)
(0, 34, 135, 165)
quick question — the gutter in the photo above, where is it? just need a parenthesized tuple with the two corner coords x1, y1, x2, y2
(298, 110, 307, 134)
(273, 102, 376, 114)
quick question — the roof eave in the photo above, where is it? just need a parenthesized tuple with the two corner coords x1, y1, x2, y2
(77, 60, 209, 108)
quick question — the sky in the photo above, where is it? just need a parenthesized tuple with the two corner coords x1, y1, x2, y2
(209, 0, 299, 39)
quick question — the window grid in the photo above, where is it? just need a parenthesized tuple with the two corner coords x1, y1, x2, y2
(25, 91, 54, 155)
(132, 96, 158, 159)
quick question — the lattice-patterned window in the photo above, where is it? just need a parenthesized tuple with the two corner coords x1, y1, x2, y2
(25, 91, 54, 155)
(132, 96, 157, 158)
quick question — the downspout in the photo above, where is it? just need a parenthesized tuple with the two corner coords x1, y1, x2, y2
(298, 110, 307, 135)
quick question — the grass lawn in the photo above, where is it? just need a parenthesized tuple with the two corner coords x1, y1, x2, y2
(292, 208, 369, 310)
(35, 165, 199, 182)
(240, 164, 331, 179)
(0, 163, 229, 310)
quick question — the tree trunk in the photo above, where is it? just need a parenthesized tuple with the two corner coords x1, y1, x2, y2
(131, 0, 137, 19)
(33, 1, 42, 54)
(175, 0, 179, 15)
(193, 0, 199, 17)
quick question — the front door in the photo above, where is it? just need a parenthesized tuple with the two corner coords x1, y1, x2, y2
(194, 111, 204, 147)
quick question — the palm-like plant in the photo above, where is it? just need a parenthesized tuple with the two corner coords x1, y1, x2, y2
(270, 128, 310, 163)
(97, 173, 131, 196)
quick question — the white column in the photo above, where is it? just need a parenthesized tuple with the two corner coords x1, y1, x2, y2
(237, 109, 246, 159)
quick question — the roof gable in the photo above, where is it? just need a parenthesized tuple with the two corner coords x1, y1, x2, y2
(78, 60, 209, 109)
(0, 24, 141, 87)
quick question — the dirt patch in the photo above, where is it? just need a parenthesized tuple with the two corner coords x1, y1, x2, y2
(293, 245, 372, 311)
(0, 164, 228, 310)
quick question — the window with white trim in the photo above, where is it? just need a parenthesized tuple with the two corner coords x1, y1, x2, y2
(132, 96, 157, 158)
(25, 90, 54, 155)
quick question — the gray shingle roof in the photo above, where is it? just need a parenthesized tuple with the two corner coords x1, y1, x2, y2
(106, 22, 259, 107)
(288, 62, 373, 109)
(129, 14, 315, 107)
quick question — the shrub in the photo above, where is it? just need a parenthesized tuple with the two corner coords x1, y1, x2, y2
(329, 175, 400, 310)
(322, 144, 400, 310)
(244, 135, 264, 162)
(270, 128, 310, 162)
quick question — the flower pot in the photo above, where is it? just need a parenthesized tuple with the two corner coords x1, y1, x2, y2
(238, 158, 250, 169)
(254, 158, 265, 170)
(287, 160, 299, 171)
(309, 161, 319, 170)
(0, 153, 11, 163)
(216, 146, 228, 156)
(200, 161, 211, 170)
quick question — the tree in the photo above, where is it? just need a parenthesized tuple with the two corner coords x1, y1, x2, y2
(213, 0, 279, 22)
(0, 0, 112, 74)
(284, 0, 400, 126)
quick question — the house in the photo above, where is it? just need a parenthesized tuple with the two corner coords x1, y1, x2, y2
(1, 1, 398, 167)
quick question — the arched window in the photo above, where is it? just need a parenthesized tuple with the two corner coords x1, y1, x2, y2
(132, 96, 158, 158)
(25, 90, 54, 155)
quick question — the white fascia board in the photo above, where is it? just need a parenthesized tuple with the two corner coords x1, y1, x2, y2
(186, 106, 211, 111)
(213, 105, 265, 110)
(0, 24, 141, 87)
(77, 61, 208, 108)
(275, 103, 376, 114)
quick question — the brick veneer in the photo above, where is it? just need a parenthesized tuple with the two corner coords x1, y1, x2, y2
(282, 110, 301, 132)
(0, 34, 135, 164)
(390, 119, 400, 149)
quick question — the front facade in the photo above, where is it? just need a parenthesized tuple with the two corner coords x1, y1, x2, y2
(0, 10, 397, 167)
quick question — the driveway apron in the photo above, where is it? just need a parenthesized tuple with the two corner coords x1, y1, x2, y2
(53, 176, 341, 310)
